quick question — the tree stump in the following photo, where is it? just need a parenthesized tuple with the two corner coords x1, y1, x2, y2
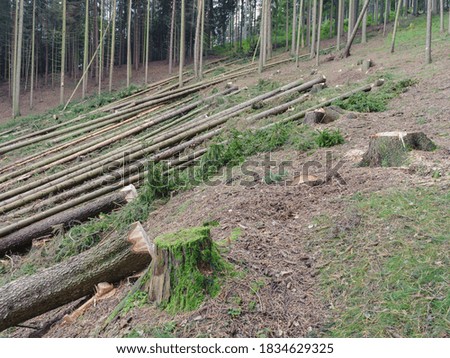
(146, 226, 226, 313)
(304, 106, 342, 125)
(303, 109, 326, 125)
(360, 131, 436, 167)
(310, 83, 327, 93)
(361, 59, 373, 72)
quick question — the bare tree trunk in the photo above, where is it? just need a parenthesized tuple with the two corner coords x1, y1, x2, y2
(390, 0, 402, 53)
(99, 0, 104, 93)
(29, 0, 36, 109)
(12, 0, 24, 118)
(169, 0, 176, 74)
(82, 0, 89, 98)
(145, 0, 150, 84)
(127, 0, 132, 87)
(348, 0, 354, 40)
(259, 0, 267, 73)
(439, 0, 444, 32)
(383, 0, 389, 36)
(426, 0, 432, 64)
(109, 0, 116, 92)
(315, 0, 323, 66)
(194, 0, 202, 78)
(310, 0, 317, 58)
(179, 0, 186, 87)
(199, 0, 205, 79)
(60, 0, 66, 105)
(343, 0, 371, 57)
(286, 0, 290, 50)
(362, 6, 367, 43)
(295, 0, 304, 66)
(291, 0, 297, 55)
(337, 0, 343, 49)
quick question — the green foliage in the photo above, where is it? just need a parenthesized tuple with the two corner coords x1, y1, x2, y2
(316, 188, 450, 337)
(122, 291, 149, 314)
(335, 79, 416, 113)
(315, 129, 345, 148)
(227, 307, 242, 317)
(155, 227, 230, 313)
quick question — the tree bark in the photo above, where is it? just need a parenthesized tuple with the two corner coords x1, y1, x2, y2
(390, 0, 402, 53)
(362, 5, 367, 43)
(99, 0, 104, 93)
(169, 0, 176, 74)
(0, 186, 138, 256)
(82, 0, 89, 98)
(426, 0, 432, 63)
(0, 222, 153, 332)
(127, 0, 132, 87)
(60, 0, 66, 105)
(343, 0, 371, 57)
(383, 0, 389, 36)
(310, 0, 317, 58)
(337, 0, 343, 49)
(109, 0, 116, 92)
(315, 0, 323, 66)
(439, 0, 444, 32)
(179, 0, 186, 87)
(291, 0, 298, 55)
(12, 0, 24, 118)
(295, 0, 305, 66)
(29, 0, 36, 109)
(145, 0, 150, 84)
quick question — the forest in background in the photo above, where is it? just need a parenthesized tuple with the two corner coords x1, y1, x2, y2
(1, 0, 449, 118)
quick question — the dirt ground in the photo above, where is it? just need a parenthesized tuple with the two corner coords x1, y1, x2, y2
(2, 22, 449, 337)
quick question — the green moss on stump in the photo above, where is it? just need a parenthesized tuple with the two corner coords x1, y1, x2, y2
(148, 226, 228, 313)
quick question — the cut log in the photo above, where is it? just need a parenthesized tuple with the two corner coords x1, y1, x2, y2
(145, 226, 227, 312)
(360, 131, 436, 167)
(0, 185, 138, 257)
(0, 222, 153, 332)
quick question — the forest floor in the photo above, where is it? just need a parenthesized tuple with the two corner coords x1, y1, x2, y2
(1, 15, 449, 338)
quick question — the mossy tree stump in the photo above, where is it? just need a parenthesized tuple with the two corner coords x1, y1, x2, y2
(361, 131, 436, 167)
(146, 226, 226, 313)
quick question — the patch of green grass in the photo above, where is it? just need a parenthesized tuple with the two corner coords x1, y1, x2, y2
(334, 79, 417, 113)
(315, 188, 449, 337)
(122, 290, 149, 314)
(227, 307, 242, 318)
(149, 322, 177, 338)
(250, 279, 266, 294)
(315, 129, 345, 148)
(230, 227, 242, 242)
